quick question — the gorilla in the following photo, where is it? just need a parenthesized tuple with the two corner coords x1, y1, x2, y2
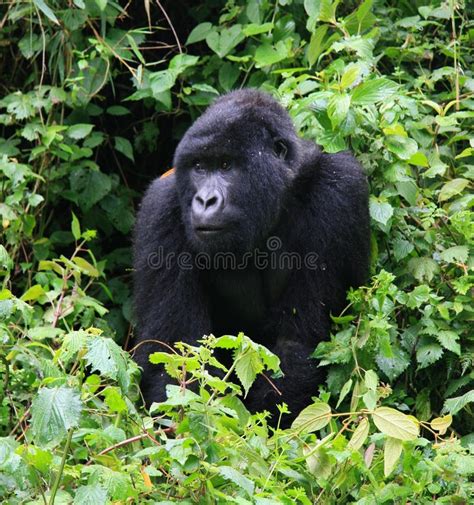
(133, 89, 370, 420)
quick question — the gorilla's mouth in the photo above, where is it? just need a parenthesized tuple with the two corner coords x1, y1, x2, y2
(194, 225, 227, 237)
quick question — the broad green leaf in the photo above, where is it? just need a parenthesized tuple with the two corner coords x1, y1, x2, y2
(31, 387, 82, 447)
(243, 23, 273, 36)
(85, 336, 130, 391)
(393, 238, 414, 261)
(254, 42, 288, 67)
(440, 245, 469, 263)
(430, 414, 452, 435)
(67, 123, 94, 140)
(169, 54, 199, 73)
(291, 401, 331, 433)
(385, 135, 418, 160)
(372, 407, 419, 441)
(0, 245, 13, 271)
(218, 466, 254, 497)
(369, 196, 393, 225)
(327, 93, 350, 128)
(352, 78, 398, 105)
(341, 65, 361, 89)
(74, 485, 107, 505)
(206, 26, 244, 58)
(384, 437, 402, 476)
(72, 257, 99, 277)
(348, 417, 370, 450)
(436, 330, 461, 355)
(149, 70, 176, 95)
(438, 178, 469, 202)
(20, 284, 45, 302)
(408, 151, 429, 167)
(407, 257, 440, 283)
(443, 390, 474, 415)
(417, 342, 443, 368)
(106, 105, 130, 116)
(235, 349, 263, 396)
(186, 22, 214, 44)
(28, 326, 64, 341)
(114, 136, 134, 162)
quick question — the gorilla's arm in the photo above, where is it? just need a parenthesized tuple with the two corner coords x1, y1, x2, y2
(133, 175, 211, 405)
(247, 150, 370, 419)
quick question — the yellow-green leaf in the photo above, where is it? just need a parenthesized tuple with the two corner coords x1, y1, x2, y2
(72, 257, 99, 277)
(21, 284, 46, 302)
(384, 436, 403, 477)
(430, 414, 452, 435)
(348, 417, 370, 450)
(291, 401, 331, 433)
(372, 407, 419, 441)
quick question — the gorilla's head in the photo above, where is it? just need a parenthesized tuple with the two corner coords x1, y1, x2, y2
(173, 89, 319, 253)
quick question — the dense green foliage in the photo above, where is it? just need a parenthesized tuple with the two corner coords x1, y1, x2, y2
(0, 0, 473, 503)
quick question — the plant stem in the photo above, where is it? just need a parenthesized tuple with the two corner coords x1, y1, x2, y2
(49, 429, 73, 505)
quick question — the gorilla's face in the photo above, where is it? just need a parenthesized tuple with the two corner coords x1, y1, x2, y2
(173, 92, 300, 254)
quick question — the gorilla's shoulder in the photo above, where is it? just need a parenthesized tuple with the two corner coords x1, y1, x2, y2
(137, 174, 180, 223)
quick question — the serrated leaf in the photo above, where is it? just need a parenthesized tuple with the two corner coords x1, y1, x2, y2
(218, 466, 254, 496)
(430, 414, 452, 435)
(235, 349, 263, 396)
(74, 485, 107, 505)
(407, 257, 440, 283)
(352, 78, 398, 105)
(393, 238, 414, 261)
(438, 178, 469, 202)
(348, 417, 370, 450)
(291, 401, 331, 433)
(443, 390, 474, 415)
(416, 342, 443, 368)
(31, 387, 82, 447)
(327, 93, 351, 128)
(85, 336, 130, 391)
(384, 437, 402, 476)
(385, 135, 418, 160)
(436, 331, 461, 355)
(440, 245, 469, 264)
(340, 65, 361, 89)
(336, 378, 353, 408)
(372, 407, 419, 441)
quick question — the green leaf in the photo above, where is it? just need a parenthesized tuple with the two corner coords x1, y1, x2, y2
(385, 135, 418, 160)
(74, 485, 107, 505)
(352, 78, 398, 105)
(235, 349, 263, 396)
(369, 196, 393, 225)
(169, 54, 199, 73)
(67, 123, 94, 140)
(436, 331, 461, 355)
(31, 387, 82, 447)
(149, 70, 176, 95)
(416, 342, 443, 368)
(327, 93, 351, 128)
(336, 378, 352, 408)
(71, 212, 81, 241)
(72, 257, 99, 277)
(348, 417, 370, 450)
(393, 238, 414, 261)
(106, 106, 130, 116)
(114, 136, 134, 162)
(307, 25, 328, 66)
(243, 23, 273, 36)
(430, 414, 452, 435)
(372, 407, 419, 441)
(33, 0, 60, 25)
(20, 284, 45, 302)
(341, 64, 361, 89)
(186, 22, 214, 44)
(440, 245, 469, 263)
(407, 257, 440, 283)
(218, 466, 254, 497)
(254, 42, 288, 67)
(438, 178, 469, 202)
(291, 401, 331, 433)
(206, 25, 244, 58)
(85, 336, 130, 391)
(443, 390, 474, 415)
(384, 437, 402, 477)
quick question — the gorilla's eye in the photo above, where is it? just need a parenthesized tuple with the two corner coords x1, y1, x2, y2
(274, 140, 288, 160)
(193, 160, 204, 172)
(221, 160, 231, 171)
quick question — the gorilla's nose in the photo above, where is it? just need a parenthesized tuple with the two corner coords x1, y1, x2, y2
(192, 189, 223, 219)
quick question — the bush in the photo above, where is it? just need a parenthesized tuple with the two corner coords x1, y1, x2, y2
(0, 0, 472, 503)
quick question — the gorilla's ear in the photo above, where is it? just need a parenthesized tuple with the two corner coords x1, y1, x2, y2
(274, 139, 288, 160)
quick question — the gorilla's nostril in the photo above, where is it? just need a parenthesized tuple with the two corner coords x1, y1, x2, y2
(205, 196, 218, 209)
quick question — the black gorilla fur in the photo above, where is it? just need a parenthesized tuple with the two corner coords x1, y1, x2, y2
(133, 89, 370, 420)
